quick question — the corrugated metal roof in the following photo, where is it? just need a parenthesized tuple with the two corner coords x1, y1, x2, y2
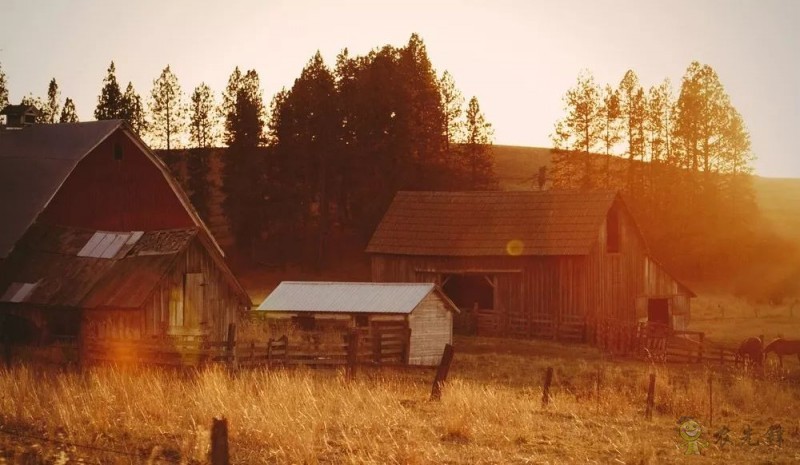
(257, 281, 439, 314)
(0, 120, 124, 258)
(0, 223, 196, 308)
(366, 191, 618, 256)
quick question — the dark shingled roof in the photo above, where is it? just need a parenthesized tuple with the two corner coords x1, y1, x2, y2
(366, 191, 619, 256)
(0, 223, 196, 309)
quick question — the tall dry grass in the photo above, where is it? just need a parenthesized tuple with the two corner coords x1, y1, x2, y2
(1, 337, 800, 464)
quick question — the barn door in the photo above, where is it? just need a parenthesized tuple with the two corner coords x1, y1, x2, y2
(183, 273, 205, 328)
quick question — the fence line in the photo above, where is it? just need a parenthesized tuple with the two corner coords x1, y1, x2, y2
(81, 326, 412, 370)
(0, 427, 181, 464)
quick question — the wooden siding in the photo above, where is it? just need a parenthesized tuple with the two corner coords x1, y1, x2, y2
(40, 129, 194, 232)
(372, 198, 692, 347)
(408, 293, 453, 366)
(83, 238, 243, 343)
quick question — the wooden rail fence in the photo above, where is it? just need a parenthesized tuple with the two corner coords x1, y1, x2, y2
(82, 325, 412, 370)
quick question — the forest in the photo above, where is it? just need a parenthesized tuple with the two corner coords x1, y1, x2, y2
(0, 33, 796, 300)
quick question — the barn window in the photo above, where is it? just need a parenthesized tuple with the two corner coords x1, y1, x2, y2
(113, 142, 124, 160)
(293, 315, 316, 331)
(355, 314, 369, 327)
(442, 274, 494, 310)
(607, 208, 620, 253)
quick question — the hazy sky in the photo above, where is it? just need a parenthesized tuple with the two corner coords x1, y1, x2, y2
(1, 0, 797, 177)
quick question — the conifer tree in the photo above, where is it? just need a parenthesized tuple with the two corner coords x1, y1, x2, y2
(121, 82, 147, 135)
(0, 62, 8, 110)
(189, 83, 218, 148)
(551, 71, 602, 189)
(440, 70, 465, 149)
(59, 98, 79, 123)
(45, 78, 60, 123)
(95, 62, 125, 120)
(149, 65, 185, 150)
(463, 96, 496, 189)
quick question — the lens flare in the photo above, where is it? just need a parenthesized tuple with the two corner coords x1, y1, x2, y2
(506, 239, 524, 256)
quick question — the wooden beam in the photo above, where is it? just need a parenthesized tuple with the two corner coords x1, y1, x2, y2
(414, 268, 523, 275)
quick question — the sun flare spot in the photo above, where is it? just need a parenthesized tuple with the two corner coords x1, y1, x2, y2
(506, 239, 524, 256)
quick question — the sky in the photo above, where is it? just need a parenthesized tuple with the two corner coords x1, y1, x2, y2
(1, 0, 798, 177)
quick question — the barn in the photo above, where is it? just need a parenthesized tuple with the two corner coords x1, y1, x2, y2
(256, 282, 458, 365)
(0, 117, 251, 362)
(367, 191, 694, 350)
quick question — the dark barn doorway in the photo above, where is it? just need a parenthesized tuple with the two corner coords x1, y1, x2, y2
(442, 274, 495, 335)
(647, 298, 670, 326)
(442, 274, 493, 310)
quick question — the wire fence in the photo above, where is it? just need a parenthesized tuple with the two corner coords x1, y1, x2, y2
(0, 427, 182, 464)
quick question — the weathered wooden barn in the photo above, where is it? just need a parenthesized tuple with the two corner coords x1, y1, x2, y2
(257, 282, 457, 365)
(367, 191, 694, 348)
(0, 118, 251, 360)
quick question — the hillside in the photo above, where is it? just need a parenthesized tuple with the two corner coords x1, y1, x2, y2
(491, 145, 800, 247)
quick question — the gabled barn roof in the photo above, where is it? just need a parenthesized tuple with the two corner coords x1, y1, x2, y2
(0, 120, 221, 258)
(366, 191, 619, 256)
(257, 281, 458, 314)
(0, 223, 199, 309)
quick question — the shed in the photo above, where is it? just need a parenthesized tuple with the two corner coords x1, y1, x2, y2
(367, 191, 695, 350)
(0, 120, 250, 362)
(257, 282, 458, 365)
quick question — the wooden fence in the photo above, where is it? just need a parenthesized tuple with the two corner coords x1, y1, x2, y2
(82, 325, 411, 370)
(634, 322, 739, 364)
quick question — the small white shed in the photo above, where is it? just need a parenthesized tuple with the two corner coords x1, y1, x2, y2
(256, 282, 458, 365)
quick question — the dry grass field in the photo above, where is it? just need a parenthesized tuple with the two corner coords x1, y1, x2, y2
(2, 337, 800, 464)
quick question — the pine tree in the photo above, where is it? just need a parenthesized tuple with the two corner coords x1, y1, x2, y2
(674, 62, 730, 175)
(551, 70, 602, 189)
(440, 70, 465, 149)
(272, 52, 340, 267)
(463, 96, 496, 189)
(398, 33, 448, 188)
(598, 84, 621, 188)
(222, 68, 267, 255)
(121, 82, 147, 135)
(95, 62, 125, 120)
(0, 62, 8, 110)
(223, 69, 264, 148)
(189, 83, 218, 148)
(148, 65, 185, 150)
(618, 70, 648, 192)
(45, 78, 60, 123)
(59, 98, 79, 122)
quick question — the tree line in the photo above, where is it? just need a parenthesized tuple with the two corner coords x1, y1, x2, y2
(0, 34, 493, 267)
(551, 63, 795, 298)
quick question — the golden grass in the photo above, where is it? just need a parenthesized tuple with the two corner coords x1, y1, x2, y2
(2, 336, 800, 464)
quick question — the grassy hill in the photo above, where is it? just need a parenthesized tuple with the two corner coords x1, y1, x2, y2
(491, 144, 800, 247)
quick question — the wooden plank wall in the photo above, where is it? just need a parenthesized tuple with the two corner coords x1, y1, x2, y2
(84, 239, 243, 344)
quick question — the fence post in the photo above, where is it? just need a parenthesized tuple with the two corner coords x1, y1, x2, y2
(372, 329, 381, 364)
(645, 373, 656, 420)
(225, 323, 237, 372)
(698, 333, 704, 363)
(595, 366, 602, 408)
(267, 337, 274, 370)
(430, 343, 455, 401)
(210, 417, 229, 465)
(402, 327, 411, 365)
(347, 330, 359, 381)
(708, 375, 713, 428)
(542, 366, 554, 407)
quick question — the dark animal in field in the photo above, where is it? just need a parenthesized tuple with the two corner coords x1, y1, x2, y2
(764, 338, 800, 368)
(736, 336, 764, 366)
